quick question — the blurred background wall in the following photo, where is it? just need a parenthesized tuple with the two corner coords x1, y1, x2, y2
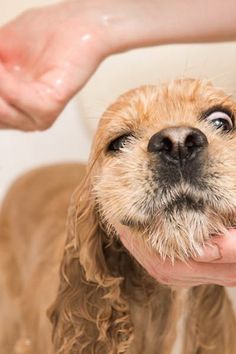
(0, 0, 236, 200)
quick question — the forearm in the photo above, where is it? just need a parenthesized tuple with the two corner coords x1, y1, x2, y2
(100, 0, 236, 53)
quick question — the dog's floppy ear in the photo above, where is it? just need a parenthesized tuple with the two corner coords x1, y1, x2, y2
(49, 170, 134, 353)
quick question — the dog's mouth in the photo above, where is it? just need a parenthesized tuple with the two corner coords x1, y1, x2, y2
(162, 194, 205, 213)
(120, 191, 205, 229)
(100, 170, 236, 260)
(119, 185, 236, 251)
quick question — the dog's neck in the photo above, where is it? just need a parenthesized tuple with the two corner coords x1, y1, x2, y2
(103, 236, 167, 301)
(103, 237, 190, 353)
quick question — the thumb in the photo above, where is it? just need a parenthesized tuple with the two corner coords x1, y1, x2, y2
(194, 229, 236, 263)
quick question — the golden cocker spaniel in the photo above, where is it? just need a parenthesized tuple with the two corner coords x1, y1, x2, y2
(1, 79, 236, 354)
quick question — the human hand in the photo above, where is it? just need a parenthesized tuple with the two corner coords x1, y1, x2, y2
(0, 1, 111, 131)
(118, 225, 236, 287)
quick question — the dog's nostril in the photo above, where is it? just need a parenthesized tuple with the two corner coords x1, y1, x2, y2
(161, 137, 173, 152)
(185, 132, 208, 150)
(147, 127, 208, 163)
(185, 134, 196, 148)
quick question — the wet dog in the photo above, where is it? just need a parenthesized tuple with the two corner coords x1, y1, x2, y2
(1, 79, 236, 354)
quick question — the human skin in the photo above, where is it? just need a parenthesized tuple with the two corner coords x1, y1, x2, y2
(118, 226, 236, 287)
(0, 0, 236, 130)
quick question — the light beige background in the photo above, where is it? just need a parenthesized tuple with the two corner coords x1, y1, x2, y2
(1, 1, 236, 352)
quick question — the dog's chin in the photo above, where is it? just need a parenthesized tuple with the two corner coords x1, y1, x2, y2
(116, 200, 232, 262)
(106, 184, 236, 261)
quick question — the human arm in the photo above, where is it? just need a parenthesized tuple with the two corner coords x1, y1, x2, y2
(0, 0, 236, 130)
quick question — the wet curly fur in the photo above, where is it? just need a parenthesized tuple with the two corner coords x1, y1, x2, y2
(1, 79, 236, 354)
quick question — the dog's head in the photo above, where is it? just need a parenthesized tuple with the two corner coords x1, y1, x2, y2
(51, 79, 236, 353)
(89, 78, 236, 260)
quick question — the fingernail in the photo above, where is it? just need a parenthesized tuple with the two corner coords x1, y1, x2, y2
(195, 244, 221, 262)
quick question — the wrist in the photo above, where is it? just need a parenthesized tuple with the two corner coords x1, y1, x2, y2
(97, 0, 236, 57)
(99, 0, 163, 55)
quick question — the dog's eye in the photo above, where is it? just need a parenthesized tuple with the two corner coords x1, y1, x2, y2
(108, 134, 133, 152)
(205, 111, 234, 132)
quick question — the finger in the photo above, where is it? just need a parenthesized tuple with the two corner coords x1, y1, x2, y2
(195, 229, 236, 263)
(192, 243, 222, 262)
(0, 64, 62, 130)
(0, 96, 36, 130)
(165, 259, 236, 285)
(138, 257, 234, 287)
(211, 229, 236, 263)
(149, 252, 236, 282)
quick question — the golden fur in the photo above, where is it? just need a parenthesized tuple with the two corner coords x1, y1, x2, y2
(1, 79, 236, 353)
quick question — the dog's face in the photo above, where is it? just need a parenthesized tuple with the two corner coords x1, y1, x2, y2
(90, 79, 236, 260)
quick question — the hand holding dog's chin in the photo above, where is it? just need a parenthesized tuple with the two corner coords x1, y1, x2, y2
(118, 225, 236, 287)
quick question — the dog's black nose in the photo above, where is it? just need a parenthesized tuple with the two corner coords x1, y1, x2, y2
(147, 127, 208, 163)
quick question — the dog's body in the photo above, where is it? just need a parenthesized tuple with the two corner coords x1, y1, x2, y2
(2, 164, 234, 354)
(0, 163, 180, 354)
(0, 164, 85, 353)
(1, 79, 236, 353)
